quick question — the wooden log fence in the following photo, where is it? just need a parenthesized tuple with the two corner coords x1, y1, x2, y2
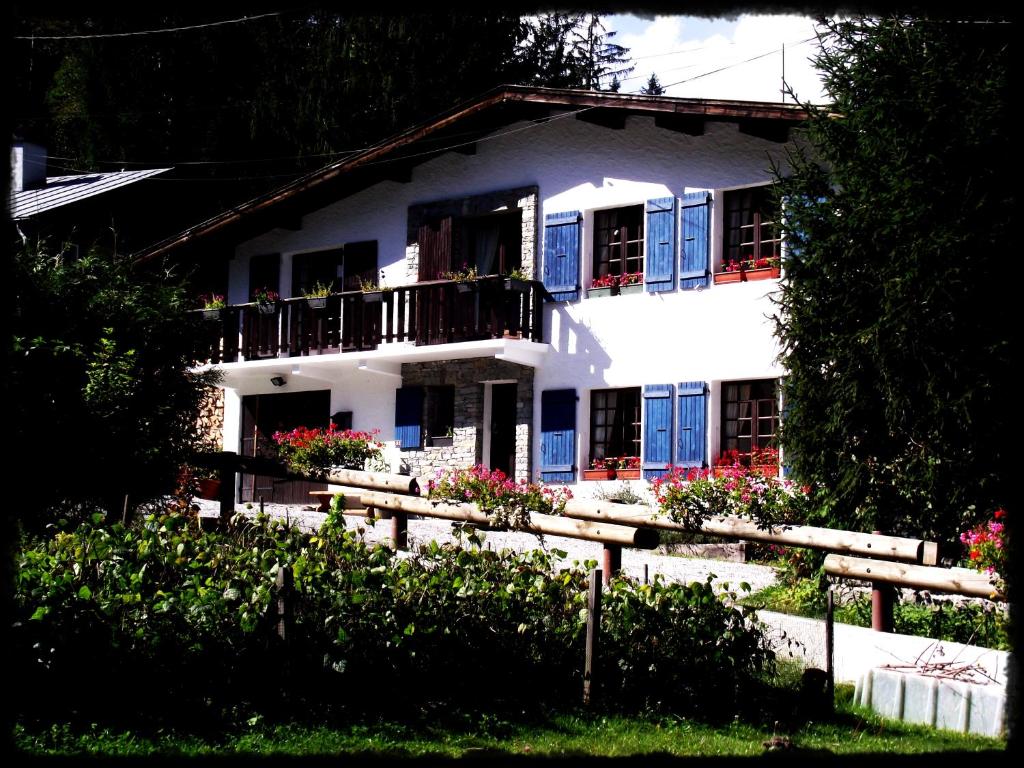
(824, 554, 1005, 602)
(357, 491, 660, 550)
(560, 500, 938, 566)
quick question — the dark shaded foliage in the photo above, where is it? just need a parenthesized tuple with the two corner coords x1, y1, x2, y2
(772, 16, 1013, 550)
(12, 509, 773, 730)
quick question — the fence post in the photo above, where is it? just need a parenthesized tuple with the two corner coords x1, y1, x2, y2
(218, 451, 236, 524)
(583, 567, 603, 706)
(871, 530, 895, 632)
(276, 564, 293, 643)
(391, 509, 408, 550)
(826, 587, 835, 711)
(602, 544, 621, 585)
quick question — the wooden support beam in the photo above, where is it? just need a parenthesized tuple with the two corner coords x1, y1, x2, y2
(824, 554, 1005, 601)
(575, 108, 627, 130)
(323, 469, 421, 496)
(737, 118, 791, 143)
(654, 113, 705, 136)
(561, 500, 938, 565)
(602, 544, 621, 585)
(583, 567, 602, 706)
(382, 165, 413, 183)
(358, 491, 659, 549)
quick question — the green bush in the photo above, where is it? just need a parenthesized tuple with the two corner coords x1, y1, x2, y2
(834, 595, 1009, 650)
(13, 508, 773, 730)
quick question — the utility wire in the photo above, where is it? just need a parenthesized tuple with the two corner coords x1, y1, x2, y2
(658, 36, 817, 90)
(14, 12, 283, 40)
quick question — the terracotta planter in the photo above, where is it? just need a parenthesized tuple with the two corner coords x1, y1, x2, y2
(583, 468, 616, 481)
(713, 266, 781, 284)
(615, 467, 642, 480)
(197, 477, 222, 500)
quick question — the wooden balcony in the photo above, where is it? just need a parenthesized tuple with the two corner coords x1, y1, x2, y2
(195, 277, 546, 365)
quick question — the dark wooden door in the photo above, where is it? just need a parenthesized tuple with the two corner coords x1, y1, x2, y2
(239, 390, 329, 504)
(489, 383, 517, 478)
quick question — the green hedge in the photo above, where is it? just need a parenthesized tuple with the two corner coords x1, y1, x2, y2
(13, 509, 772, 729)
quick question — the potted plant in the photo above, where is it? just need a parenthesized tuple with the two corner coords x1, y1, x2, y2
(251, 287, 280, 314)
(304, 280, 332, 310)
(713, 256, 781, 284)
(615, 455, 642, 479)
(359, 271, 388, 302)
(444, 263, 479, 293)
(359, 275, 383, 302)
(582, 456, 617, 480)
(434, 427, 456, 447)
(503, 267, 530, 293)
(199, 292, 226, 320)
(587, 273, 618, 299)
(617, 271, 644, 296)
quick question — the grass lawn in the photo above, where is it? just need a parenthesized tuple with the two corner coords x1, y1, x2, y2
(14, 692, 1005, 760)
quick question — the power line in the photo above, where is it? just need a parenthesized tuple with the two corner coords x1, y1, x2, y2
(14, 12, 283, 41)
(657, 36, 817, 91)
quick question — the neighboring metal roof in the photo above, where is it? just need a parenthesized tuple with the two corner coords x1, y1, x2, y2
(135, 84, 809, 262)
(10, 167, 171, 220)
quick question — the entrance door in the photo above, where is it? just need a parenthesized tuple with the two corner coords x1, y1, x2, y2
(239, 390, 330, 504)
(489, 383, 517, 478)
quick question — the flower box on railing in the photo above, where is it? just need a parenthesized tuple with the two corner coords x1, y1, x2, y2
(256, 301, 278, 315)
(618, 283, 643, 296)
(615, 467, 642, 480)
(582, 468, 616, 481)
(306, 296, 328, 310)
(587, 286, 614, 299)
(504, 277, 530, 293)
(713, 266, 781, 284)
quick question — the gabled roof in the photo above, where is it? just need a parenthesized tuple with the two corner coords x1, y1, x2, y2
(134, 84, 808, 262)
(10, 167, 171, 220)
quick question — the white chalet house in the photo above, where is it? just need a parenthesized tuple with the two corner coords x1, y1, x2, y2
(139, 86, 805, 503)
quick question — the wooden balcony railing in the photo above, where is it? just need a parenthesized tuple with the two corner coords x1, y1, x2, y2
(195, 277, 546, 364)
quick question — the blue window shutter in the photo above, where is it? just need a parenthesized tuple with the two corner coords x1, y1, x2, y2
(543, 211, 581, 302)
(676, 381, 708, 468)
(642, 384, 674, 479)
(644, 197, 675, 293)
(679, 191, 711, 290)
(394, 386, 424, 450)
(540, 389, 576, 482)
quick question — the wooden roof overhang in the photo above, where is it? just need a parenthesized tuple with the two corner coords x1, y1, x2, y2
(134, 85, 808, 264)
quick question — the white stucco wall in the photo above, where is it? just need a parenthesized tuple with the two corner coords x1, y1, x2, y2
(218, 112, 798, 485)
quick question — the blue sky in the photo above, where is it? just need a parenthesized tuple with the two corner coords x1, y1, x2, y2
(605, 14, 827, 103)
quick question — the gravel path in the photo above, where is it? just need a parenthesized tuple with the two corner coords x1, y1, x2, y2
(194, 498, 780, 594)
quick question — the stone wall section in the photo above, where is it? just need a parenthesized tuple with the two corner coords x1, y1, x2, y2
(398, 358, 533, 482)
(195, 386, 225, 452)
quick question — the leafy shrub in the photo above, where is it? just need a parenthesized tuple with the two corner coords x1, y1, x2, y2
(13, 506, 772, 729)
(426, 465, 572, 528)
(598, 576, 772, 714)
(959, 508, 1007, 588)
(271, 424, 384, 475)
(650, 464, 811, 531)
(834, 594, 1009, 650)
